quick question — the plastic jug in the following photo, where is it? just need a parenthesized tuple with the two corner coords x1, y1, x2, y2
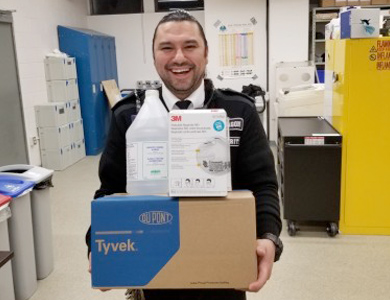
(126, 90, 168, 195)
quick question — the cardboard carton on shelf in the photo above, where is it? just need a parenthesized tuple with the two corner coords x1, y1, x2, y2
(320, 0, 336, 7)
(335, 0, 348, 6)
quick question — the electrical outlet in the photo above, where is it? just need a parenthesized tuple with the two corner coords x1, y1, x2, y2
(136, 80, 161, 90)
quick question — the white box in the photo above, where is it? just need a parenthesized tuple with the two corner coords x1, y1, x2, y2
(47, 79, 78, 102)
(75, 139, 86, 161)
(40, 146, 71, 170)
(169, 109, 230, 197)
(69, 121, 84, 143)
(70, 143, 77, 165)
(44, 57, 77, 80)
(65, 57, 77, 79)
(73, 119, 84, 141)
(69, 99, 81, 122)
(38, 124, 70, 149)
(70, 139, 86, 164)
(341, 8, 380, 39)
(72, 80, 79, 102)
(35, 103, 68, 127)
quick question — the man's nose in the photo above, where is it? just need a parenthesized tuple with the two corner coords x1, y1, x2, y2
(172, 48, 186, 63)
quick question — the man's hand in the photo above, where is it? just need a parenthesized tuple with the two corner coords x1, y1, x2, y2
(248, 238, 276, 292)
(88, 252, 111, 292)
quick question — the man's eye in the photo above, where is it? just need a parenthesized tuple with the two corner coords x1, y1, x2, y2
(161, 47, 172, 51)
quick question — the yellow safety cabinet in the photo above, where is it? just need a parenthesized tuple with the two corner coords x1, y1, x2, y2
(325, 37, 390, 235)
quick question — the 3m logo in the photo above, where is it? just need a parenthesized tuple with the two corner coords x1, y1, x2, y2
(171, 115, 182, 122)
(139, 211, 173, 225)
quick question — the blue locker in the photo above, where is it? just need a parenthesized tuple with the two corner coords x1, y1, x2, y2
(58, 26, 118, 155)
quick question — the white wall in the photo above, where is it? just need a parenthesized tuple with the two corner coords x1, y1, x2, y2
(87, 11, 205, 90)
(268, 0, 310, 141)
(0, 0, 88, 165)
(204, 0, 267, 91)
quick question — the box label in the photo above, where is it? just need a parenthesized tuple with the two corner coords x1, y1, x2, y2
(92, 197, 180, 287)
(127, 142, 168, 181)
(169, 110, 230, 196)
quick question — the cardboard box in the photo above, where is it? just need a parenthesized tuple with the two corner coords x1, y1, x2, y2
(335, 0, 348, 6)
(360, 0, 372, 5)
(91, 191, 257, 289)
(168, 109, 230, 197)
(348, 0, 360, 5)
(371, 0, 387, 4)
(341, 8, 380, 38)
(320, 0, 336, 7)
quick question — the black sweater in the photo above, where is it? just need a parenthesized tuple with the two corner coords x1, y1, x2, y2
(86, 79, 281, 253)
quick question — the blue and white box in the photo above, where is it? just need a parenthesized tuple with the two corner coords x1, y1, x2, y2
(91, 191, 257, 289)
(341, 8, 380, 39)
(168, 109, 231, 197)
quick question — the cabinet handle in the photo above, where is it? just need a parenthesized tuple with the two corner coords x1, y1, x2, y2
(333, 73, 339, 83)
(285, 144, 341, 148)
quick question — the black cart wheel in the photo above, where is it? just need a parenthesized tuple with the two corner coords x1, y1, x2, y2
(287, 221, 298, 236)
(327, 222, 339, 237)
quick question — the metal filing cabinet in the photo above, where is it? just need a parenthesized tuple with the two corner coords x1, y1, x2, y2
(277, 117, 342, 236)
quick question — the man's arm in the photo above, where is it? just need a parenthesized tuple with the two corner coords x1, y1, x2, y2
(233, 104, 282, 292)
(235, 105, 282, 238)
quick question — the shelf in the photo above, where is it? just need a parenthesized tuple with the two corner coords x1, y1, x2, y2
(315, 19, 332, 23)
(315, 39, 326, 42)
(0, 251, 13, 269)
(315, 62, 325, 66)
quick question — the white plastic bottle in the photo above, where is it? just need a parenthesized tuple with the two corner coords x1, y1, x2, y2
(126, 89, 169, 195)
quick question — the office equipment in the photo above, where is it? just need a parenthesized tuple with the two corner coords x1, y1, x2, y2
(277, 117, 342, 236)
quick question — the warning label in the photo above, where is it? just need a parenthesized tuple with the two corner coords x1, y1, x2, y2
(377, 40, 390, 52)
(369, 41, 390, 71)
(377, 61, 390, 71)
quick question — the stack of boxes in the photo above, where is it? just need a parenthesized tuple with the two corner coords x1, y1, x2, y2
(320, 0, 390, 6)
(35, 56, 86, 170)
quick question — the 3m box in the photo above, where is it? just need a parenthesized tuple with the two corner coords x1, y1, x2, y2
(341, 8, 380, 38)
(169, 109, 230, 197)
(91, 191, 257, 289)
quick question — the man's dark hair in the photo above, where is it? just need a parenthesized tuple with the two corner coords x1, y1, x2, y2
(152, 9, 208, 51)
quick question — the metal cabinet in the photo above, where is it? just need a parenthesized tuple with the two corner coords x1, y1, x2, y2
(277, 117, 342, 236)
(58, 26, 118, 155)
(325, 37, 390, 235)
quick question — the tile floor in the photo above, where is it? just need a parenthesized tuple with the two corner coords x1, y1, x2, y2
(29, 155, 390, 300)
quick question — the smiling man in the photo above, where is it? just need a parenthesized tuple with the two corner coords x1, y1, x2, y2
(153, 16, 208, 100)
(86, 9, 282, 300)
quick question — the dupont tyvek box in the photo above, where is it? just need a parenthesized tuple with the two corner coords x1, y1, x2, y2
(168, 109, 231, 197)
(91, 191, 257, 289)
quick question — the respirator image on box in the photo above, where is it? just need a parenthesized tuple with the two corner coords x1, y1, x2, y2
(196, 137, 230, 175)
